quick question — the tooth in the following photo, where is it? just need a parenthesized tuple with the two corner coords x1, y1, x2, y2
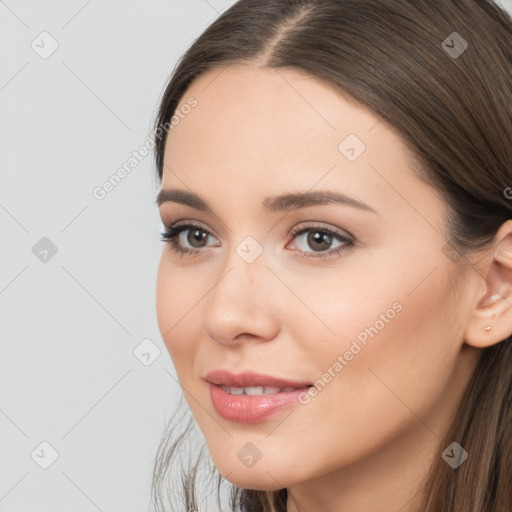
(221, 385, 231, 393)
(230, 387, 244, 395)
(244, 386, 264, 395)
(263, 386, 282, 395)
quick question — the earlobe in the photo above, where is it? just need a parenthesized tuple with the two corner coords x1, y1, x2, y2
(464, 226, 512, 348)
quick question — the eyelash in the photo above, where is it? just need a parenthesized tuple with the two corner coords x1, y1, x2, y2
(160, 222, 355, 260)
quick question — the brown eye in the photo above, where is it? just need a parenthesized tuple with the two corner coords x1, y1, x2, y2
(186, 228, 209, 248)
(306, 230, 333, 252)
(288, 224, 355, 260)
(160, 222, 219, 256)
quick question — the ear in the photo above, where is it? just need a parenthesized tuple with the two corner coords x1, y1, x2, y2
(464, 220, 512, 348)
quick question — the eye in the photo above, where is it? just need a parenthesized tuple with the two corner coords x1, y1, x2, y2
(160, 222, 219, 257)
(160, 221, 355, 260)
(287, 223, 354, 260)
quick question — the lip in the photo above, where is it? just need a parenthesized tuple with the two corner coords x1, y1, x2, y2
(205, 370, 312, 423)
(205, 369, 312, 388)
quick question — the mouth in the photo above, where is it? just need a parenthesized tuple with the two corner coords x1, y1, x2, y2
(216, 384, 309, 395)
(205, 369, 313, 423)
(204, 368, 312, 389)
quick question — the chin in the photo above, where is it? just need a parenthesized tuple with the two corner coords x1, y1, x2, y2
(212, 455, 293, 490)
(222, 470, 287, 491)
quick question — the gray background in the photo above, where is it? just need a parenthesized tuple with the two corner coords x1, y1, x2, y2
(1, 1, 511, 511)
(0, 1, 236, 511)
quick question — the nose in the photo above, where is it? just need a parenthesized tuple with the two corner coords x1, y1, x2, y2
(203, 245, 282, 347)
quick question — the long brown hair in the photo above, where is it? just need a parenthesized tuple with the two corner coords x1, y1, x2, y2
(150, 1, 512, 510)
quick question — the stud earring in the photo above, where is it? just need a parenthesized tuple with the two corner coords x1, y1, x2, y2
(484, 324, 492, 334)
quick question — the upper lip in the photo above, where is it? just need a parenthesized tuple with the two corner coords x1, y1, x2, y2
(205, 369, 312, 388)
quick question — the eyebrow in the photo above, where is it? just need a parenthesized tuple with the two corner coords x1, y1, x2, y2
(155, 188, 377, 214)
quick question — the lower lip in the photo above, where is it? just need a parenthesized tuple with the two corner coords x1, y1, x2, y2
(208, 383, 310, 423)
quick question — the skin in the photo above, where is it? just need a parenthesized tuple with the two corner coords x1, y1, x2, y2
(155, 63, 512, 512)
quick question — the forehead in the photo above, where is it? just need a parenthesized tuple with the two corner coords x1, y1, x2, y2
(161, 64, 438, 220)
(165, 64, 385, 161)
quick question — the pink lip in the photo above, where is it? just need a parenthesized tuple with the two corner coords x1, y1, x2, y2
(205, 370, 312, 423)
(204, 369, 311, 388)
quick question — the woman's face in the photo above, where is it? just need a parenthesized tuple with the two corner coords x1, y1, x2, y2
(156, 64, 482, 492)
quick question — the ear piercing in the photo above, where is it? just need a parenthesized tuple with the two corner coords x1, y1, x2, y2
(485, 313, 497, 334)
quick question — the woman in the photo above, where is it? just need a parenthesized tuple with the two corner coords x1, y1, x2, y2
(150, 1, 512, 510)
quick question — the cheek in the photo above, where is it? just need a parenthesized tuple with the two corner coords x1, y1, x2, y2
(295, 262, 462, 431)
(294, 252, 459, 367)
(156, 256, 201, 368)
(245, 265, 463, 480)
